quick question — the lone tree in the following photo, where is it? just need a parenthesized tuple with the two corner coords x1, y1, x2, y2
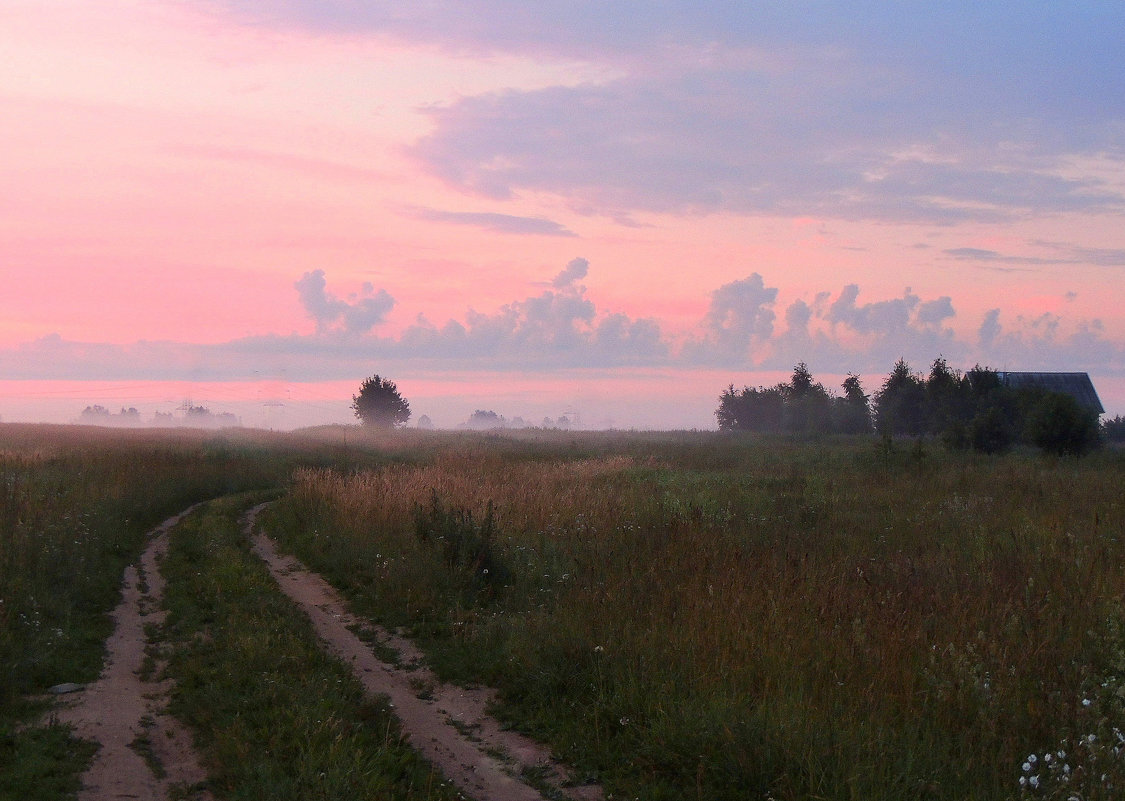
(352, 375, 411, 428)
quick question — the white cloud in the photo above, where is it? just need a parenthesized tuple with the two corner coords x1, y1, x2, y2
(294, 269, 395, 334)
(551, 257, 588, 288)
(2, 266, 1122, 390)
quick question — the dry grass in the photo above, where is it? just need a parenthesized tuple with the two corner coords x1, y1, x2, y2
(271, 433, 1125, 800)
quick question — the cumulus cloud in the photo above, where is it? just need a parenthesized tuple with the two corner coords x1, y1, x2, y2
(680, 275, 966, 371)
(294, 269, 395, 334)
(2, 266, 1122, 396)
(973, 309, 1124, 371)
(551, 257, 588, 288)
(679, 274, 779, 366)
(389, 260, 666, 366)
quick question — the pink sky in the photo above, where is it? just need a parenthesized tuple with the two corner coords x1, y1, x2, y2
(3, 1, 1124, 427)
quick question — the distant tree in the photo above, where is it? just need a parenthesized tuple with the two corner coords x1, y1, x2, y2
(417, 414, 434, 430)
(968, 404, 1014, 454)
(352, 375, 411, 429)
(1025, 392, 1100, 456)
(782, 363, 832, 433)
(965, 364, 1003, 402)
(80, 405, 111, 421)
(789, 362, 815, 397)
(716, 384, 785, 432)
(924, 357, 964, 434)
(833, 374, 873, 434)
(462, 410, 505, 430)
(1103, 415, 1125, 443)
(874, 359, 926, 436)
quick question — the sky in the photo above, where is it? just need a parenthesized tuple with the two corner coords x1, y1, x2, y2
(2, 1, 1124, 428)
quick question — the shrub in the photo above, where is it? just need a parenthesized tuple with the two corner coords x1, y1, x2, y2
(1025, 392, 1101, 456)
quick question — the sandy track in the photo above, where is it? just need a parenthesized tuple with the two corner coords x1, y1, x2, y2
(52, 505, 213, 801)
(246, 503, 603, 801)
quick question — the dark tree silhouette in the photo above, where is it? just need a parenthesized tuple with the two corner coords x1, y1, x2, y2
(833, 374, 873, 434)
(874, 358, 927, 435)
(352, 375, 411, 428)
(1025, 392, 1100, 456)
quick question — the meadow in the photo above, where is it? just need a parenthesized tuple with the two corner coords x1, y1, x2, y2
(2, 422, 1124, 800)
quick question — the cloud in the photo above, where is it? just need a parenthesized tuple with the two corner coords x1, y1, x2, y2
(411, 70, 1125, 224)
(294, 269, 395, 334)
(551, 257, 588, 287)
(684, 273, 778, 364)
(944, 242, 1125, 268)
(209, 3, 1125, 225)
(973, 310, 1124, 371)
(413, 208, 576, 237)
(389, 263, 666, 366)
(2, 266, 1122, 394)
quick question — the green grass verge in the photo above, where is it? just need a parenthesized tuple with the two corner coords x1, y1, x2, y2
(0, 723, 97, 801)
(159, 495, 464, 801)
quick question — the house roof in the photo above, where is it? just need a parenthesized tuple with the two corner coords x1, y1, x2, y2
(997, 372, 1105, 414)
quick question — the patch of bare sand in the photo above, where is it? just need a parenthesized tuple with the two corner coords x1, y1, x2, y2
(51, 505, 213, 801)
(246, 504, 603, 801)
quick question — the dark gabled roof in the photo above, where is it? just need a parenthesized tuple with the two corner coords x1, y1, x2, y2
(997, 372, 1105, 414)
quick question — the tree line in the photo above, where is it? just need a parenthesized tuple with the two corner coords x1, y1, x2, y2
(717, 358, 1104, 455)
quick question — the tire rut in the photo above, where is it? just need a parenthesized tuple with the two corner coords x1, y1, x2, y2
(51, 504, 213, 801)
(245, 503, 603, 801)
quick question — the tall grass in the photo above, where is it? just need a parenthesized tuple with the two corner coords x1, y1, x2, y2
(0, 423, 451, 800)
(268, 433, 1125, 800)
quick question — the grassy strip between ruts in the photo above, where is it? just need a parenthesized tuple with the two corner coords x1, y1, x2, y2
(159, 494, 466, 801)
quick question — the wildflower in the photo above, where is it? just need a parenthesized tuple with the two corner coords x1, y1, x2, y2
(1023, 762, 1032, 773)
(1029, 775, 1040, 789)
(1083, 698, 1092, 707)
(1028, 754, 1038, 765)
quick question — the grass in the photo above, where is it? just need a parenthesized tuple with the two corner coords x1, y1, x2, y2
(159, 494, 464, 800)
(5, 421, 1125, 800)
(0, 423, 402, 799)
(0, 723, 97, 801)
(264, 430, 1125, 800)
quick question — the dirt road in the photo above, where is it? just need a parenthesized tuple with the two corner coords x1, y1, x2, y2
(52, 506, 212, 801)
(246, 503, 603, 801)
(48, 500, 602, 801)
